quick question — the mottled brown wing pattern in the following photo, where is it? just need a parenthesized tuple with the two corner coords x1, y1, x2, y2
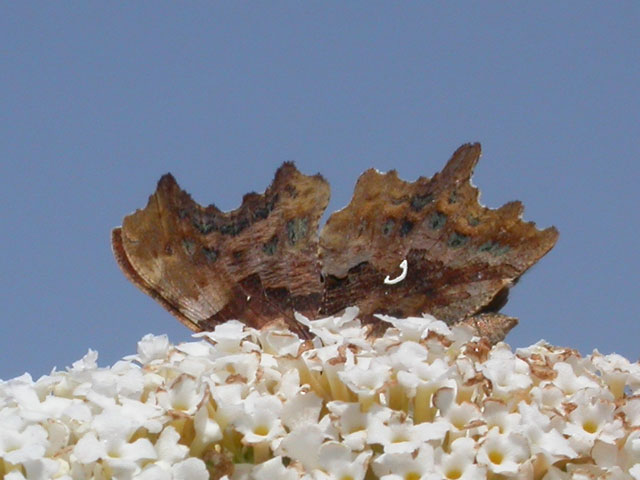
(112, 144, 558, 342)
(319, 144, 558, 327)
(113, 163, 329, 338)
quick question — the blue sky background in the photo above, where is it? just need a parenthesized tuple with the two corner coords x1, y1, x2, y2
(1, 3, 638, 380)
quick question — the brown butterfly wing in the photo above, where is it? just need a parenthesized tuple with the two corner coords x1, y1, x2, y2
(113, 163, 329, 336)
(318, 143, 558, 327)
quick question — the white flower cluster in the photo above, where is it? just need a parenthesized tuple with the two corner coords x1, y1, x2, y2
(2, 308, 640, 480)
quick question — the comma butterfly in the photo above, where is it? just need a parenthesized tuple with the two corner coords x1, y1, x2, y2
(112, 144, 557, 343)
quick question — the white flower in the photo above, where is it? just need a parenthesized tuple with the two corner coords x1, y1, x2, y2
(327, 401, 391, 451)
(376, 313, 451, 342)
(252, 456, 300, 480)
(193, 320, 249, 353)
(624, 430, 640, 473)
(433, 387, 483, 435)
(151, 426, 189, 469)
(69, 349, 99, 371)
(73, 430, 156, 471)
(235, 392, 285, 444)
(338, 356, 391, 407)
(551, 362, 600, 395)
(117, 397, 165, 434)
(169, 457, 209, 479)
(258, 328, 304, 357)
(22, 457, 65, 480)
(276, 424, 325, 471)
(315, 442, 372, 480)
(529, 384, 566, 412)
(398, 361, 456, 424)
(192, 403, 223, 454)
(73, 431, 105, 463)
(481, 344, 532, 398)
(296, 307, 368, 348)
(0, 424, 48, 464)
(516, 401, 577, 464)
(481, 399, 521, 434)
(175, 339, 214, 357)
(2, 377, 72, 423)
(621, 396, 640, 427)
(156, 374, 203, 414)
(281, 391, 323, 431)
(135, 334, 171, 363)
(368, 411, 450, 454)
(134, 464, 172, 480)
(208, 383, 245, 430)
(386, 341, 429, 373)
(591, 350, 640, 399)
(563, 396, 624, 453)
(477, 427, 531, 476)
(211, 352, 260, 384)
(372, 445, 436, 479)
(434, 437, 485, 480)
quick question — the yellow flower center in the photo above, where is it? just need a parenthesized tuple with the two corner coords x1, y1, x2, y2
(446, 468, 462, 479)
(406, 473, 421, 480)
(489, 450, 504, 464)
(583, 420, 598, 434)
(253, 425, 269, 436)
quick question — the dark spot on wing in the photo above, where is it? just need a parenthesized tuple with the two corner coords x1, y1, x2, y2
(287, 218, 308, 245)
(410, 193, 433, 211)
(262, 235, 278, 256)
(448, 232, 469, 248)
(202, 247, 219, 263)
(400, 219, 414, 237)
(182, 238, 195, 256)
(428, 211, 447, 230)
(382, 219, 395, 236)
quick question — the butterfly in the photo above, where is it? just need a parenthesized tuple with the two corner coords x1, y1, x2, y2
(112, 144, 557, 344)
